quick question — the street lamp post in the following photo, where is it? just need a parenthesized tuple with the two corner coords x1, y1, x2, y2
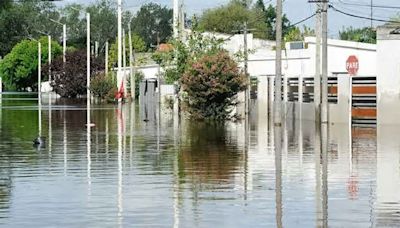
(117, 0, 123, 101)
(70, 7, 91, 102)
(48, 18, 67, 64)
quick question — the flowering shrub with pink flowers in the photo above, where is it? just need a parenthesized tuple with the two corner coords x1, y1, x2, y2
(181, 51, 247, 120)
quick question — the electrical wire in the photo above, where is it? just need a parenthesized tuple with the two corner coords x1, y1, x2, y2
(336, 0, 400, 10)
(329, 4, 400, 24)
(288, 13, 317, 28)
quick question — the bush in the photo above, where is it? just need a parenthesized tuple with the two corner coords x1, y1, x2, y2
(91, 73, 116, 100)
(181, 51, 247, 120)
(45, 50, 105, 98)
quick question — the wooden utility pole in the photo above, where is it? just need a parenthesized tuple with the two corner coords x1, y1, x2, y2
(315, 3, 322, 124)
(274, 0, 283, 126)
(321, 1, 328, 124)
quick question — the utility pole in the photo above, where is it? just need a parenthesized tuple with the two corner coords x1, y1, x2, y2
(117, 0, 123, 99)
(128, 24, 135, 100)
(274, 0, 283, 126)
(321, 1, 328, 124)
(173, 0, 180, 38)
(315, 3, 322, 124)
(370, 0, 373, 28)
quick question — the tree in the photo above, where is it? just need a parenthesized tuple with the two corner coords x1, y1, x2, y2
(0, 0, 12, 11)
(254, 0, 265, 12)
(107, 33, 146, 70)
(0, 36, 62, 91)
(47, 50, 105, 98)
(263, 4, 292, 40)
(0, 0, 61, 57)
(152, 32, 224, 84)
(130, 3, 173, 48)
(284, 25, 315, 42)
(181, 51, 247, 120)
(339, 27, 376, 44)
(198, 1, 292, 40)
(198, 1, 265, 36)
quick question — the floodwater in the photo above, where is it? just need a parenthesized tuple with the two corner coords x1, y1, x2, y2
(0, 93, 399, 227)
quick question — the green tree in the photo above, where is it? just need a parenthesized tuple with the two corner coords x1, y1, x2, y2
(284, 25, 315, 42)
(0, 0, 61, 57)
(199, 0, 264, 36)
(339, 27, 376, 44)
(0, 0, 12, 11)
(263, 4, 292, 40)
(108, 33, 147, 70)
(0, 36, 62, 91)
(152, 32, 224, 84)
(130, 3, 173, 48)
(198, 0, 291, 40)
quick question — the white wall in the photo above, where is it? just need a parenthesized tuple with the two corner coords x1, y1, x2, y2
(377, 26, 400, 125)
(247, 37, 376, 78)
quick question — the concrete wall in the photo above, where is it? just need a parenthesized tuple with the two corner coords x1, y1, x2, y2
(247, 37, 376, 78)
(377, 26, 400, 125)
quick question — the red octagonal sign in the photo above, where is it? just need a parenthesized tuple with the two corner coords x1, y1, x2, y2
(346, 55, 359, 76)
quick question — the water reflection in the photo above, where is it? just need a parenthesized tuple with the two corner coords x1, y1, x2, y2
(0, 96, 397, 227)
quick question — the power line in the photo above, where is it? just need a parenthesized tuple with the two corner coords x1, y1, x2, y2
(289, 13, 317, 28)
(336, 0, 400, 10)
(329, 4, 400, 24)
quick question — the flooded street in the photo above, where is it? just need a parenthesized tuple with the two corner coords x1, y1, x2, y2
(0, 94, 398, 227)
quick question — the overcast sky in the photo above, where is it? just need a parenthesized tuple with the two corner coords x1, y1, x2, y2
(57, 0, 400, 37)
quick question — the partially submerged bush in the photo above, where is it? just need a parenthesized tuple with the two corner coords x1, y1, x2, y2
(46, 50, 104, 98)
(91, 73, 116, 101)
(181, 51, 247, 120)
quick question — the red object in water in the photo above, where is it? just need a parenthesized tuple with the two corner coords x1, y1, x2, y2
(115, 81, 125, 99)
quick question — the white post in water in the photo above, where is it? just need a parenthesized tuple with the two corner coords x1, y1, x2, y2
(274, 0, 283, 126)
(105, 41, 109, 76)
(117, 0, 123, 100)
(63, 24, 67, 64)
(87, 13, 91, 103)
(48, 35, 52, 83)
(38, 42, 42, 137)
(128, 24, 135, 100)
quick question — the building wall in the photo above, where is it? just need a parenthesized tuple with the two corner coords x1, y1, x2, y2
(247, 37, 377, 78)
(377, 26, 400, 125)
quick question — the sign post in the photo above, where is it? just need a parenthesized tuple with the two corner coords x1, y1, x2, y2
(346, 55, 359, 76)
